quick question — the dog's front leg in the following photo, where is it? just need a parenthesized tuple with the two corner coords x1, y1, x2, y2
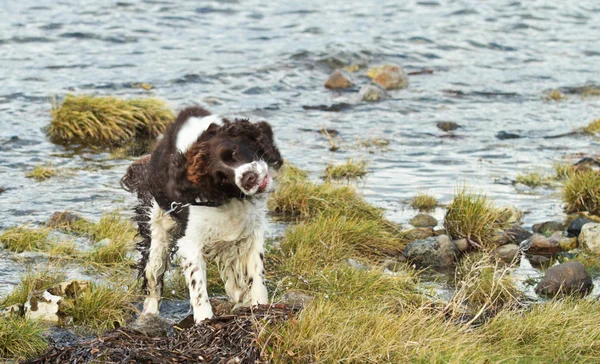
(178, 237, 213, 323)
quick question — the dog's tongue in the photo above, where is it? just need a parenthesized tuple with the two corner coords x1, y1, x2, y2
(258, 175, 269, 191)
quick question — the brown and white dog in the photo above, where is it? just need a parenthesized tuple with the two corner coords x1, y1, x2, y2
(122, 106, 283, 323)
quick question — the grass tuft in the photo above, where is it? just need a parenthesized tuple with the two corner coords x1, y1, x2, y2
(62, 283, 138, 333)
(563, 170, 600, 215)
(444, 187, 507, 250)
(515, 171, 549, 188)
(25, 164, 57, 182)
(553, 161, 577, 179)
(583, 119, 600, 135)
(544, 89, 567, 101)
(324, 159, 368, 181)
(0, 226, 50, 253)
(0, 316, 48, 361)
(411, 192, 438, 211)
(0, 269, 66, 308)
(48, 94, 174, 146)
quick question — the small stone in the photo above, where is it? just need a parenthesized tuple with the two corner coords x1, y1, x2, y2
(359, 85, 389, 102)
(503, 225, 533, 245)
(436, 122, 461, 132)
(558, 237, 578, 251)
(452, 238, 470, 252)
(523, 234, 560, 255)
(324, 70, 353, 90)
(496, 131, 521, 140)
(493, 244, 520, 263)
(532, 221, 566, 235)
(347, 258, 369, 270)
(367, 65, 409, 90)
(580, 223, 600, 255)
(535, 261, 593, 298)
(281, 290, 313, 308)
(497, 206, 524, 225)
(405, 227, 435, 241)
(47, 211, 84, 228)
(24, 290, 65, 323)
(433, 228, 447, 236)
(526, 254, 551, 267)
(567, 218, 594, 237)
(409, 214, 438, 228)
(402, 235, 458, 269)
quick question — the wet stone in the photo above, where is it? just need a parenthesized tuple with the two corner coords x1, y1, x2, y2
(368, 65, 409, 90)
(436, 121, 461, 132)
(324, 70, 353, 89)
(533, 220, 566, 235)
(522, 234, 560, 255)
(47, 211, 84, 228)
(402, 235, 458, 269)
(496, 131, 521, 140)
(493, 244, 520, 263)
(359, 85, 389, 102)
(535, 261, 593, 298)
(526, 254, 551, 267)
(405, 227, 435, 241)
(567, 218, 593, 237)
(409, 214, 438, 228)
(503, 225, 532, 245)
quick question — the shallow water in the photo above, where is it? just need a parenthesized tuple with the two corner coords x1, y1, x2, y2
(1, 1, 600, 294)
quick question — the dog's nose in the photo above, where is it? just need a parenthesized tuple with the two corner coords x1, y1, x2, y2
(241, 171, 258, 191)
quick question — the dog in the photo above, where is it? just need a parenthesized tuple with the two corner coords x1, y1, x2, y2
(121, 106, 283, 323)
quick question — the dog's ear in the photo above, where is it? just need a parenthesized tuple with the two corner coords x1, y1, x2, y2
(255, 121, 274, 140)
(255, 121, 283, 170)
(121, 155, 151, 192)
(186, 141, 211, 184)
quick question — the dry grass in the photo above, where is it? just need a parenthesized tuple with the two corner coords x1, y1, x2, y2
(581, 87, 600, 98)
(544, 89, 567, 101)
(26, 164, 57, 182)
(584, 119, 600, 135)
(0, 316, 48, 361)
(48, 94, 174, 146)
(0, 226, 50, 253)
(563, 169, 600, 215)
(515, 171, 551, 188)
(444, 187, 508, 250)
(324, 159, 368, 181)
(411, 193, 438, 211)
(553, 161, 577, 179)
(62, 283, 138, 333)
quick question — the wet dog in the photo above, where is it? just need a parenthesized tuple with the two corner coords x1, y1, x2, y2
(121, 106, 283, 323)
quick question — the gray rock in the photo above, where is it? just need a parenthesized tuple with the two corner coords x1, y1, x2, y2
(402, 235, 458, 269)
(405, 227, 435, 241)
(24, 290, 65, 323)
(503, 225, 533, 245)
(496, 131, 521, 140)
(452, 238, 471, 252)
(436, 122, 461, 132)
(409, 214, 438, 228)
(533, 221, 566, 235)
(521, 234, 560, 255)
(281, 290, 313, 308)
(567, 218, 593, 237)
(535, 262, 593, 298)
(526, 254, 551, 267)
(359, 85, 389, 102)
(47, 211, 84, 228)
(580, 223, 600, 255)
(493, 244, 520, 263)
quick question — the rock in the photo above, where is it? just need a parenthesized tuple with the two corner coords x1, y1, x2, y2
(347, 258, 369, 270)
(452, 238, 471, 252)
(24, 290, 65, 323)
(567, 218, 593, 237)
(324, 70, 353, 89)
(402, 235, 458, 269)
(0, 304, 23, 318)
(47, 211, 84, 228)
(302, 103, 353, 112)
(433, 228, 447, 236)
(496, 131, 521, 140)
(47, 280, 91, 299)
(359, 85, 389, 102)
(535, 262, 593, 298)
(281, 290, 313, 308)
(580, 223, 600, 255)
(409, 214, 438, 228)
(558, 237, 578, 251)
(503, 225, 533, 245)
(367, 65, 409, 90)
(526, 254, 551, 267)
(522, 234, 560, 255)
(131, 314, 174, 336)
(436, 122, 461, 132)
(493, 244, 520, 263)
(405, 227, 435, 241)
(532, 221, 566, 235)
(497, 206, 524, 225)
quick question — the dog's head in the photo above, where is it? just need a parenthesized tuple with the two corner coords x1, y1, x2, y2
(179, 118, 283, 201)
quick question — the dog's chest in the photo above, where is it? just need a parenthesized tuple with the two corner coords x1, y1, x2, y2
(184, 199, 265, 250)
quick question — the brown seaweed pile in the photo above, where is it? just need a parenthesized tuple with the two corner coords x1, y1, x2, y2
(27, 304, 297, 364)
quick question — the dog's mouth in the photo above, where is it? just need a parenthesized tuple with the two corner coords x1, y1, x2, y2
(257, 174, 270, 193)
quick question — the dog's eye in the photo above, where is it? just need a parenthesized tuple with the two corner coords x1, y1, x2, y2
(220, 149, 235, 163)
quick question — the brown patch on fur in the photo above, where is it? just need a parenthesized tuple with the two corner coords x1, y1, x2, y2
(186, 142, 210, 185)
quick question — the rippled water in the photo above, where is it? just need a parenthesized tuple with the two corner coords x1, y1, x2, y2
(1, 1, 600, 294)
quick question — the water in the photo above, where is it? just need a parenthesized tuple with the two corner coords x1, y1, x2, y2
(1, 1, 600, 294)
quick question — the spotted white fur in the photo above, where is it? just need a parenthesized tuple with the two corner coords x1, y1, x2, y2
(175, 114, 222, 153)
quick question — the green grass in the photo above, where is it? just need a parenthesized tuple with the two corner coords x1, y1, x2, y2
(444, 187, 508, 250)
(0, 226, 50, 253)
(584, 118, 600, 135)
(410, 193, 438, 211)
(0, 269, 66, 308)
(324, 159, 368, 181)
(62, 283, 138, 333)
(0, 316, 48, 361)
(25, 164, 57, 182)
(48, 94, 174, 146)
(563, 169, 600, 215)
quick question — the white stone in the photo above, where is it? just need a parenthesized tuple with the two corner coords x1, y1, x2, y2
(580, 223, 600, 255)
(24, 290, 64, 323)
